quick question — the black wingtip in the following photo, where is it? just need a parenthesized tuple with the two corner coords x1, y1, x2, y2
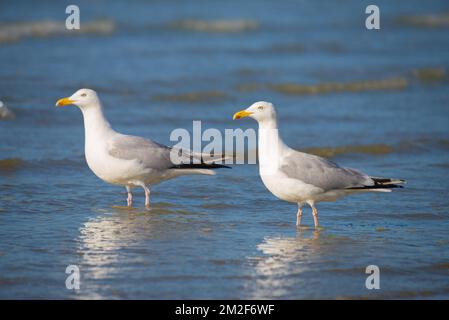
(347, 177, 406, 190)
(346, 184, 404, 190)
(170, 163, 231, 170)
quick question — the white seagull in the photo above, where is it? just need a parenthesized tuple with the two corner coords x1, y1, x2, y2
(56, 88, 228, 208)
(233, 101, 405, 228)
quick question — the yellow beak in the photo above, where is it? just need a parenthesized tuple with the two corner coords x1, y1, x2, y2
(55, 97, 75, 107)
(233, 110, 252, 120)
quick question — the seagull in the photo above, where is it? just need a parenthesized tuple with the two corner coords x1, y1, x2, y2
(56, 88, 229, 208)
(0, 100, 15, 120)
(233, 101, 405, 228)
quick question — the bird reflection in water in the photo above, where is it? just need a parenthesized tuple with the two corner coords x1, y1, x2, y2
(247, 228, 324, 299)
(76, 204, 191, 298)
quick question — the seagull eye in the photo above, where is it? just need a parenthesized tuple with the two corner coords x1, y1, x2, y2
(258, 106, 264, 110)
(81, 93, 87, 97)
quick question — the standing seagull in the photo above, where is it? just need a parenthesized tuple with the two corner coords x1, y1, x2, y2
(56, 88, 228, 208)
(233, 101, 405, 228)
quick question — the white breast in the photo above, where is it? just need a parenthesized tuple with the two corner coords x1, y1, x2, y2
(81, 105, 151, 186)
(257, 125, 321, 203)
(85, 135, 140, 185)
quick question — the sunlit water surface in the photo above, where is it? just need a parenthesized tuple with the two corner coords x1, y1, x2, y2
(1, 0, 449, 299)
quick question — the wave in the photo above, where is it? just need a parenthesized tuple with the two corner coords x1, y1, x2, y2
(237, 66, 447, 95)
(412, 67, 446, 83)
(397, 12, 449, 28)
(0, 158, 22, 173)
(354, 211, 446, 221)
(0, 19, 115, 44)
(304, 138, 449, 158)
(0, 157, 85, 174)
(236, 78, 408, 94)
(170, 19, 258, 33)
(152, 90, 228, 103)
(338, 286, 449, 299)
(269, 77, 408, 95)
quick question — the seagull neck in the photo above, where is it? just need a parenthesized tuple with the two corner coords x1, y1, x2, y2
(257, 119, 287, 159)
(81, 104, 114, 140)
(258, 118, 278, 131)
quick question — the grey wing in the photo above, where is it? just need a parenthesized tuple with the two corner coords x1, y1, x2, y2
(107, 134, 175, 170)
(279, 151, 374, 191)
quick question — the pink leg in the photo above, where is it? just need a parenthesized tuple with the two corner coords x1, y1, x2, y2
(296, 203, 303, 226)
(307, 200, 319, 229)
(126, 186, 133, 207)
(127, 193, 133, 207)
(143, 185, 150, 209)
(312, 206, 319, 228)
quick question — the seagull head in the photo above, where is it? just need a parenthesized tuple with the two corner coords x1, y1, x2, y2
(55, 88, 100, 109)
(233, 101, 276, 123)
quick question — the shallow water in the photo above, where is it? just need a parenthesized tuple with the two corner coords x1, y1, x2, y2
(1, 0, 449, 299)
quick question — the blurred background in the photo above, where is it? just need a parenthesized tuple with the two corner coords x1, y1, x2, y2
(1, 0, 449, 299)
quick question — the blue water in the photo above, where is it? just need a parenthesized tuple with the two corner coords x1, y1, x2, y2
(1, 0, 449, 299)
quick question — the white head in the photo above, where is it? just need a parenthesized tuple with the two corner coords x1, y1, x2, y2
(233, 101, 277, 123)
(55, 88, 101, 110)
